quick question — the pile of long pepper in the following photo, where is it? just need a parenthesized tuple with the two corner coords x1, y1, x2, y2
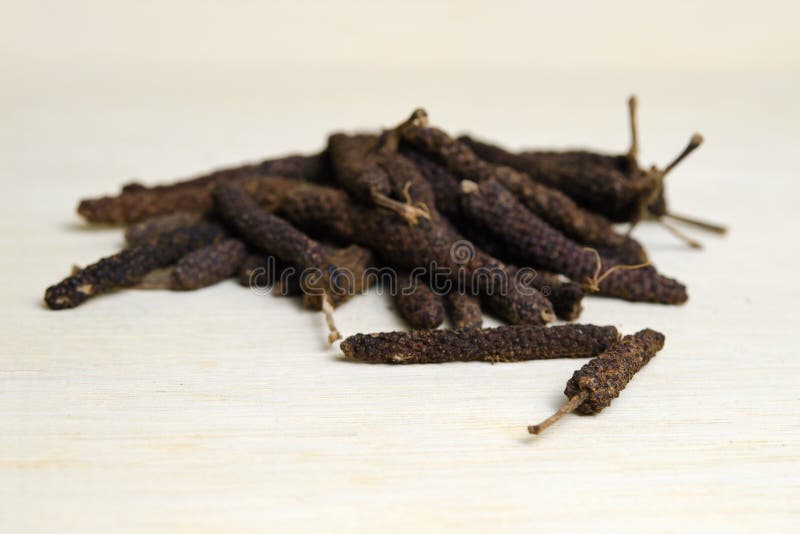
(44, 98, 725, 434)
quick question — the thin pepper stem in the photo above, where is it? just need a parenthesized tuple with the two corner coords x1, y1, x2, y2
(528, 391, 587, 435)
(657, 218, 703, 249)
(626, 95, 639, 164)
(581, 248, 650, 293)
(371, 190, 431, 225)
(664, 212, 728, 235)
(662, 133, 703, 177)
(322, 293, 342, 344)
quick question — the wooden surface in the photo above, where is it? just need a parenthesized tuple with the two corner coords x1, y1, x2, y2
(2, 2, 799, 532)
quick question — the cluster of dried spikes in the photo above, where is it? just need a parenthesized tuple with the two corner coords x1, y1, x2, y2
(44, 98, 718, 434)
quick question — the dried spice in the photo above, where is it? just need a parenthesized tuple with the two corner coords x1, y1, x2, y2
(394, 272, 446, 330)
(79, 173, 304, 225)
(124, 211, 205, 244)
(269, 180, 555, 325)
(238, 253, 275, 288)
(302, 244, 375, 310)
(78, 186, 217, 225)
(214, 183, 327, 270)
(214, 182, 342, 341)
(399, 114, 643, 257)
(460, 179, 687, 304)
(529, 328, 665, 434)
(462, 97, 725, 245)
(171, 238, 247, 290)
(400, 147, 462, 219)
(44, 221, 226, 309)
(328, 124, 431, 225)
(340, 324, 619, 364)
(508, 266, 584, 321)
(444, 291, 483, 329)
(111, 151, 327, 198)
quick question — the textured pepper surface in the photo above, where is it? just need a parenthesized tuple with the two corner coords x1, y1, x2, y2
(44, 221, 226, 309)
(341, 324, 619, 364)
(125, 211, 205, 244)
(461, 136, 639, 216)
(77, 152, 325, 224)
(401, 125, 638, 253)
(273, 180, 555, 325)
(171, 238, 247, 290)
(461, 179, 687, 304)
(507, 266, 584, 321)
(565, 328, 665, 414)
(444, 291, 483, 329)
(328, 133, 393, 203)
(214, 183, 326, 269)
(302, 245, 376, 310)
(394, 272, 446, 329)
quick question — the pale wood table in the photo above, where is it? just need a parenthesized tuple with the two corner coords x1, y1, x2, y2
(2, 7, 799, 529)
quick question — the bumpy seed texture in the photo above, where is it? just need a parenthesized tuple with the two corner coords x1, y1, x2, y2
(394, 272, 446, 329)
(171, 238, 247, 290)
(125, 211, 205, 244)
(340, 324, 619, 364)
(214, 183, 326, 269)
(401, 123, 635, 252)
(302, 245, 375, 310)
(271, 180, 555, 325)
(277, 182, 358, 243)
(77, 152, 325, 224)
(460, 136, 640, 218)
(78, 186, 217, 225)
(461, 179, 687, 304)
(565, 328, 665, 414)
(509, 266, 584, 321)
(44, 221, 226, 309)
(401, 147, 462, 218)
(328, 133, 392, 203)
(444, 291, 483, 329)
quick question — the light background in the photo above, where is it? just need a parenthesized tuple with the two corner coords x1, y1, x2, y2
(1, 1, 798, 532)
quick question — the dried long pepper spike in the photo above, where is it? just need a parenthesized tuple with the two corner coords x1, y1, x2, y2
(328, 111, 431, 225)
(394, 272, 446, 330)
(171, 238, 247, 290)
(444, 291, 483, 329)
(106, 151, 327, 196)
(44, 221, 226, 309)
(124, 211, 205, 244)
(79, 173, 303, 225)
(400, 116, 642, 257)
(463, 98, 726, 244)
(528, 328, 665, 434)
(214, 183, 326, 269)
(270, 180, 555, 325)
(340, 324, 618, 364)
(214, 183, 343, 340)
(460, 179, 687, 304)
(580, 248, 650, 293)
(78, 186, 216, 224)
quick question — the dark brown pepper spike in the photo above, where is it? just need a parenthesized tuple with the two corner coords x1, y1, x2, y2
(44, 221, 226, 309)
(340, 324, 619, 364)
(444, 290, 483, 329)
(528, 328, 665, 435)
(214, 183, 339, 342)
(171, 238, 247, 290)
(366, 108, 431, 225)
(580, 248, 650, 294)
(394, 271, 446, 330)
